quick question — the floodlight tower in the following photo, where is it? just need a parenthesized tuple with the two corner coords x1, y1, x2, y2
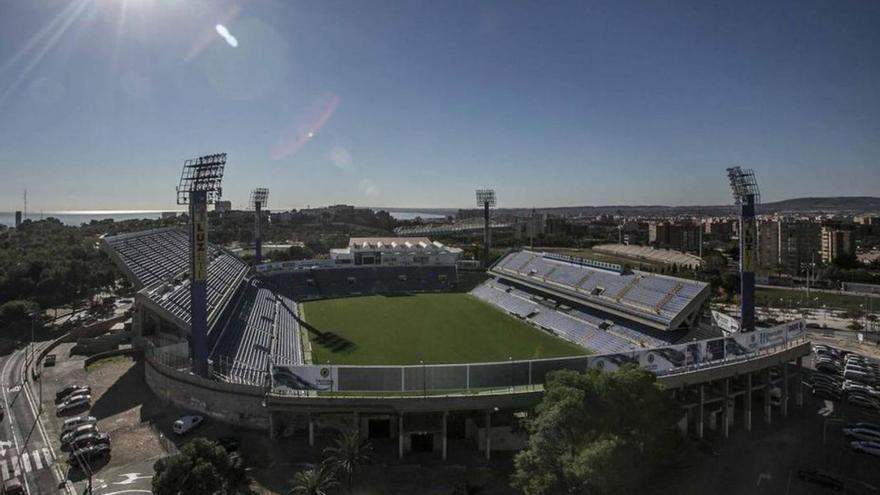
(177, 153, 227, 376)
(475, 189, 497, 268)
(249, 187, 269, 265)
(726, 166, 761, 332)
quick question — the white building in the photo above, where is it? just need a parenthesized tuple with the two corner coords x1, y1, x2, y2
(330, 237, 462, 266)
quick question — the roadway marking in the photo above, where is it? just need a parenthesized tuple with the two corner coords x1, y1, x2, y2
(7, 385, 20, 394)
(115, 473, 153, 485)
(0, 448, 52, 480)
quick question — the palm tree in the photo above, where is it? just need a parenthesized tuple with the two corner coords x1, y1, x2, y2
(288, 464, 339, 495)
(323, 429, 374, 491)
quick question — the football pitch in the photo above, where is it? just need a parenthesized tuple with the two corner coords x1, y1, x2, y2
(302, 293, 588, 365)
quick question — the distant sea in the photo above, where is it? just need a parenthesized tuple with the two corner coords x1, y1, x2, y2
(1, 209, 445, 227)
(0, 210, 178, 227)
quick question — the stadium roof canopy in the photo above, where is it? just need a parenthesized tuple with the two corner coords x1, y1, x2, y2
(489, 250, 710, 331)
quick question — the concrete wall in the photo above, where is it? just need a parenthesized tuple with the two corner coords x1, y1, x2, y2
(144, 356, 269, 430)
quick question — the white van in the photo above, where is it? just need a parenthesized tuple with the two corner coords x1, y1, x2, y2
(173, 415, 204, 435)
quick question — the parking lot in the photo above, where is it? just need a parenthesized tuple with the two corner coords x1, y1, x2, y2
(662, 346, 880, 495)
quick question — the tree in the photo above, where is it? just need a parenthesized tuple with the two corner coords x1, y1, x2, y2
(511, 366, 684, 495)
(288, 464, 339, 495)
(323, 429, 374, 491)
(152, 438, 251, 495)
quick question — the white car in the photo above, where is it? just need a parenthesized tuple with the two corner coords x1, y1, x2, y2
(850, 441, 880, 457)
(173, 415, 204, 435)
(61, 416, 97, 436)
(844, 427, 880, 442)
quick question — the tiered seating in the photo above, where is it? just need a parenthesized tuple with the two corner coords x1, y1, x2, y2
(148, 254, 248, 325)
(273, 296, 303, 365)
(471, 282, 539, 318)
(263, 265, 457, 300)
(471, 279, 638, 353)
(209, 279, 277, 385)
(491, 250, 709, 329)
(103, 228, 224, 288)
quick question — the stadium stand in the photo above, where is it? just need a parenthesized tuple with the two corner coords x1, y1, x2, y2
(102, 228, 224, 288)
(261, 265, 458, 300)
(490, 250, 709, 331)
(208, 279, 304, 385)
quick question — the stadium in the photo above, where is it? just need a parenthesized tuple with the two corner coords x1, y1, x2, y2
(94, 158, 808, 458)
(102, 229, 807, 457)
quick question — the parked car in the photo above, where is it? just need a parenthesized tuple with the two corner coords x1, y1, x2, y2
(816, 363, 841, 375)
(843, 427, 880, 442)
(66, 432, 110, 452)
(844, 369, 876, 384)
(61, 416, 97, 435)
(850, 441, 880, 457)
(796, 469, 844, 491)
(56, 395, 91, 416)
(44, 354, 57, 367)
(68, 444, 111, 467)
(1, 478, 24, 495)
(811, 374, 841, 387)
(846, 394, 880, 410)
(61, 424, 98, 446)
(173, 415, 204, 435)
(849, 422, 880, 433)
(56, 385, 90, 402)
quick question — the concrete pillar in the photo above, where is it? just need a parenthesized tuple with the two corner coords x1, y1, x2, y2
(353, 411, 360, 435)
(308, 413, 315, 447)
(745, 373, 752, 432)
(442, 412, 448, 461)
(782, 363, 789, 418)
(764, 368, 772, 425)
(399, 414, 405, 459)
(795, 357, 804, 407)
(722, 379, 730, 438)
(698, 385, 705, 439)
(485, 410, 492, 461)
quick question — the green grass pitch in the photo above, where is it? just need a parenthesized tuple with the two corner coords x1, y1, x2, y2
(302, 293, 588, 365)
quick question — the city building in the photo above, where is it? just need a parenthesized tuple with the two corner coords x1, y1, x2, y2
(329, 237, 462, 266)
(649, 222, 700, 253)
(778, 220, 820, 275)
(821, 226, 854, 264)
(14, 210, 21, 228)
(757, 220, 780, 272)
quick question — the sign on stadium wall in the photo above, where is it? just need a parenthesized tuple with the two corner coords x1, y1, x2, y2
(272, 365, 338, 391)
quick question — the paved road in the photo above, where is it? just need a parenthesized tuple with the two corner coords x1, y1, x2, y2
(75, 459, 154, 494)
(0, 344, 68, 494)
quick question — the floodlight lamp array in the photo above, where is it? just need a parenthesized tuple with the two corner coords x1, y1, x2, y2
(177, 153, 227, 205)
(475, 189, 497, 208)
(725, 166, 761, 205)
(249, 187, 269, 210)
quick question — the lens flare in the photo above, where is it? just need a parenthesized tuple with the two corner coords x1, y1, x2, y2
(271, 93, 341, 160)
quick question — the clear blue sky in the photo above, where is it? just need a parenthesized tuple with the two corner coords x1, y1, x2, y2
(1, 0, 878, 212)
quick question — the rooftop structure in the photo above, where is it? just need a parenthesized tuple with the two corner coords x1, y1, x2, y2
(330, 237, 463, 266)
